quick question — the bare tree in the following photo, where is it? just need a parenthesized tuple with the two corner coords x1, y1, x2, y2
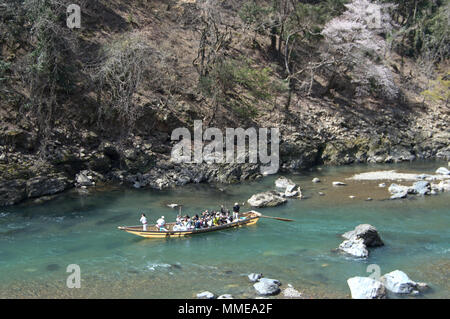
(92, 33, 153, 134)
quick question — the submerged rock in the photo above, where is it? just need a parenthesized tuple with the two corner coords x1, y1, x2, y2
(380, 270, 419, 294)
(347, 277, 387, 299)
(247, 191, 287, 208)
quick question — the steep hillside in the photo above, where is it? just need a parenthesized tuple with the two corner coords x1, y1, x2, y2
(0, 0, 449, 206)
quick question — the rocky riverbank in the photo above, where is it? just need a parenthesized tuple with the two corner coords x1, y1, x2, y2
(1, 116, 449, 208)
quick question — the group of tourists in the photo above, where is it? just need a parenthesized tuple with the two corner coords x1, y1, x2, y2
(139, 203, 241, 232)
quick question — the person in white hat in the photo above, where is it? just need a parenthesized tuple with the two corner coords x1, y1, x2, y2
(156, 216, 167, 231)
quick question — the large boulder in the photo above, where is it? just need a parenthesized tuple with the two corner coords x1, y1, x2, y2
(253, 281, 281, 296)
(342, 224, 384, 247)
(247, 191, 287, 208)
(380, 270, 418, 294)
(347, 277, 387, 299)
(26, 175, 70, 198)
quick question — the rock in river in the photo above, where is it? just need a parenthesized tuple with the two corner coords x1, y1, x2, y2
(248, 273, 262, 282)
(332, 181, 346, 186)
(247, 191, 287, 208)
(435, 167, 450, 175)
(342, 224, 384, 247)
(380, 270, 419, 294)
(275, 176, 296, 189)
(338, 239, 369, 258)
(347, 277, 387, 299)
(258, 278, 281, 286)
(217, 294, 234, 299)
(196, 291, 215, 299)
(338, 224, 383, 258)
(253, 281, 281, 296)
(409, 181, 431, 195)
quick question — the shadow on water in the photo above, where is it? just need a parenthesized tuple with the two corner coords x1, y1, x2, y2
(95, 213, 132, 226)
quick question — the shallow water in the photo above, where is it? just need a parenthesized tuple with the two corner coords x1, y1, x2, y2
(0, 161, 449, 298)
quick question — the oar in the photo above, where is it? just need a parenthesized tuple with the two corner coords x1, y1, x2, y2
(260, 215, 294, 222)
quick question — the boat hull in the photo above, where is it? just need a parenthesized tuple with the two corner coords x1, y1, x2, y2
(118, 211, 261, 239)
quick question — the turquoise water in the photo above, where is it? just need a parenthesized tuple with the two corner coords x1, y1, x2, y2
(0, 161, 449, 298)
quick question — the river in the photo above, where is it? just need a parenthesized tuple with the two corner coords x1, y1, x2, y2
(0, 161, 449, 298)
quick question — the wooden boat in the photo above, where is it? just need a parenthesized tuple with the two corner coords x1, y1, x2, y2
(118, 211, 261, 239)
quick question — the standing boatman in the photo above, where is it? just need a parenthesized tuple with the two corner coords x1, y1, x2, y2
(232, 202, 240, 221)
(140, 213, 148, 231)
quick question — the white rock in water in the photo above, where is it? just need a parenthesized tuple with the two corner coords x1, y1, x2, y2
(347, 277, 387, 299)
(217, 294, 234, 299)
(333, 181, 346, 186)
(248, 273, 262, 282)
(312, 178, 321, 183)
(247, 191, 287, 208)
(275, 176, 296, 189)
(196, 291, 215, 299)
(259, 278, 281, 286)
(253, 281, 280, 296)
(381, 270, 418, 294)
(338, 239, 369, 258)
(436, 167, 450, 175)
(284, 184, 302, 198)
(349, 195, 355, 199)
(379, 183, 386, 188)
(167, 203, 179, 208)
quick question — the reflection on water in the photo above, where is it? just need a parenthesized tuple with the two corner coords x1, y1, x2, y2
(0, 161, 449, 298)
